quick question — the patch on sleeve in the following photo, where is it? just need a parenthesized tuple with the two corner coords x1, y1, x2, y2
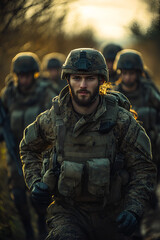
(135, 129, 152, 157)
(24, 122, 39, 145)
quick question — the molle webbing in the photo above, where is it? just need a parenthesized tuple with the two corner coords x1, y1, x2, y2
(53, 94, 120, 166)
(53, 99, 66, 162)
(99, 94, 118, 133)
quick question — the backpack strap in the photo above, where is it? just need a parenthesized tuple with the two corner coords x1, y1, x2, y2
(99, 94, 119, 133)
(52, 97, 66, 164)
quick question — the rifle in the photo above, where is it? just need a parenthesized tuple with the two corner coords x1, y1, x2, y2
(0, 99, 22, 176)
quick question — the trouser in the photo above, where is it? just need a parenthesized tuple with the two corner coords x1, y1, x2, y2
(46, 200, 127, 240)
(7, 153, 47, 239)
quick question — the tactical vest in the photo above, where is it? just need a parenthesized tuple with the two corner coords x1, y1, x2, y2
(44, 92, 130, 203)
(5, 81, 50, 144)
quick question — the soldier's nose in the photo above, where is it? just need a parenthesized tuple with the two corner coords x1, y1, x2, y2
(80, 79, 87, 88)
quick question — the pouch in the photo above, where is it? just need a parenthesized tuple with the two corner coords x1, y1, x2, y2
(42, 169, 57, 193)
(86, 158, 110, 197)
(58, 161, 84, 197)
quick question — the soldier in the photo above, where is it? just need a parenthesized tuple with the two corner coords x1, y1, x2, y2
(101, 43, 123, 83)
(20, 48, 156, 240)
(113, 49, 160, 175)
(0, 52, 57, 240)
(41, 52, 67, 95)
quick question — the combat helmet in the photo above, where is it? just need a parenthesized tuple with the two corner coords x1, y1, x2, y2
(102, 43, 123, 61)
(41, 52, 66, 71)
(11, 52, 40, 74)
(61, 48, 108, 82)
(113, 49, 144, 72)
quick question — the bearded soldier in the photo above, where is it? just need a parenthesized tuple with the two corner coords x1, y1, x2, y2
(0, 52, 57, 240)
(20, 48, 156, 240)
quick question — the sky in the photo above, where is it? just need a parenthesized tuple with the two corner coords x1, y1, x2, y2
(63, 0, 155, 47)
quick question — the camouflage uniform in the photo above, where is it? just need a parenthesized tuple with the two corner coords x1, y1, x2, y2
(114, 49, 160, 169)
(114, 49, 160, 240)
(41, 52, 67, 95)
(0, 52, 57, 240)
(20, 48, 156, 240)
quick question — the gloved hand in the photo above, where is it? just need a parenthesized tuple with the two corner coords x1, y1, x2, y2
(31, 182, 52, 207)
(116, 210, 138, 236)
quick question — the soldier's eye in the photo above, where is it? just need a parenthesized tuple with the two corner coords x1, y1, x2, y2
(87, 77, 95, 81)
(73, 77, 81, 81)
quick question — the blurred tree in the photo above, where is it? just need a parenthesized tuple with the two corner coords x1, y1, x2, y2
(129, 0, 160, 87)
(0, 0, 98, 89)
(0, 0, 67, 34)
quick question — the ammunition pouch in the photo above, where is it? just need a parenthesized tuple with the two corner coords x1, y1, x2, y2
(42, 169, 57, 193)
(58, 161, 84, 197)
(86, 158, 110, 197)
(58, 159, 111, 199)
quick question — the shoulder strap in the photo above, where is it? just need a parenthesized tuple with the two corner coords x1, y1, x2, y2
(108, 90, 131, 111)
(52, 98, 66, 163)
(99, 94, 118, 133)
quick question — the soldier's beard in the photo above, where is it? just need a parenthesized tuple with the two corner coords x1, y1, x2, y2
(69, 85, 99, 107)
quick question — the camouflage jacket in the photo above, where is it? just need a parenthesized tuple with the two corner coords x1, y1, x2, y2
(20, 86, 156, 218)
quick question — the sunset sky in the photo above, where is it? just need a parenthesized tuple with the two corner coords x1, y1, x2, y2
(63, 0, 155, 46)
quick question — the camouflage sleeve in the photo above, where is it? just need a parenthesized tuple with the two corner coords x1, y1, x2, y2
(19, 108, 55, 190)
(117, 107, 157, 217)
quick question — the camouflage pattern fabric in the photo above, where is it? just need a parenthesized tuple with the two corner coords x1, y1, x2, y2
(20, 86, 157, 240)
(46, 201, 126, 240)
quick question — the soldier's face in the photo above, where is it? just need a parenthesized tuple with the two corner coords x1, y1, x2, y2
(121, 70, 138, 88)
(106, 60, 114, 73)
(18, 72, 34, 92)
(69, 74, 99, 106)
(48, 68, 60, 82)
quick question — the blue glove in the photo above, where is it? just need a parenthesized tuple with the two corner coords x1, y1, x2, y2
(31, 182, 52, 207)
(116, 210, 138, 236)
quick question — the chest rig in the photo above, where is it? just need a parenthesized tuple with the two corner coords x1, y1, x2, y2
(6, 82, 47, 143)
(53, 94, 119, 167)
(50, 93, 130, 202)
